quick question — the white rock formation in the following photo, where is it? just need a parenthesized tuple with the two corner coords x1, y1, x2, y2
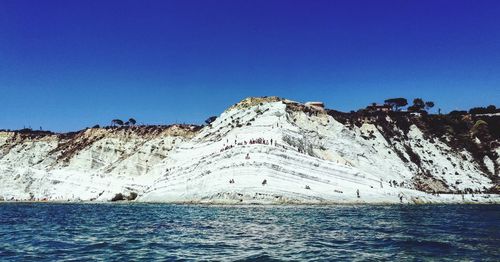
(0, 97, 498, 204)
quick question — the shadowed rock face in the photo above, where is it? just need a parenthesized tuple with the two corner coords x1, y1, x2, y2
(0, 97, 498, 203)
(321, 109, 499, 190)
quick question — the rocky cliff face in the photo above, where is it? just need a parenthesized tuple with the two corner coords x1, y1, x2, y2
(0, 97, 498, 203)
(0, 125, 199, 201)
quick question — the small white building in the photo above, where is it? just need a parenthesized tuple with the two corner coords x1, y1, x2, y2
(305, 102, 325, 111)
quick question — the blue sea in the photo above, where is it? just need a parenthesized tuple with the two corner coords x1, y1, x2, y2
(0, 203, 498, 261)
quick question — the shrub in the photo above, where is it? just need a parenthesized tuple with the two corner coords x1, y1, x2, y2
(111, 119, 124, 126)
(449, 110, 467, 116)
(384, 98, 408, 111)
(469, 106, 497, 115)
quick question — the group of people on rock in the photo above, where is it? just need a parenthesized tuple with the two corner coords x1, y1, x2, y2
(249, 138, 273, 145)
(218, 137, 313, 157)
(377, 178, 406, 189)
(219, 137, 276, 153)
(220, 144, 235, 152)
(389, 180, 405, 188)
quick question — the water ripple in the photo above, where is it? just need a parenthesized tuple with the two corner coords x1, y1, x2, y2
(0, 203, 499, 261)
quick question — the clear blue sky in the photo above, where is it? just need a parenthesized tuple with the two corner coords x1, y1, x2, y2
(1, 0, 499, 131)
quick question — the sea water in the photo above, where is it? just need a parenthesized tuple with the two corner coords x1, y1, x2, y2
(0, 203, 498, 261)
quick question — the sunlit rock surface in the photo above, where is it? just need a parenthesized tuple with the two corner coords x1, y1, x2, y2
(1, 97, 498, 204)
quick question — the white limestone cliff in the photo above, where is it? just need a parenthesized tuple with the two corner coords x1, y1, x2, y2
(1, 97, 498, 204)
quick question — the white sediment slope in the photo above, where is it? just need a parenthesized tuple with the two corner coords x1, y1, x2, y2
(1, 97, 498, 204)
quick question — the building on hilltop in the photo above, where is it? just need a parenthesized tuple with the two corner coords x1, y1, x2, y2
(305, 102, 325, 111)
(366, 104, 392, 113)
